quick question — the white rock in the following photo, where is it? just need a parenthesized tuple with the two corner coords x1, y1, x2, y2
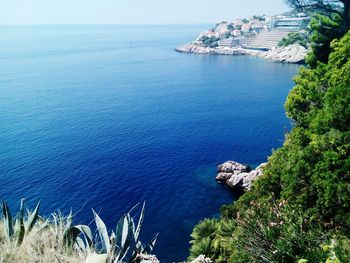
(216, 161, 266, 191)
(190, 255, 213, 263)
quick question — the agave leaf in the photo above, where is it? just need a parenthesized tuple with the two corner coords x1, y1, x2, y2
(1, 201, 14, 241)
(129, 241, 144, 262)
(14, 218, 19, 235)
(115, 245, 130, 263)
(92, 209, 110, 253)
(142, 233, 159, 254)
(128, 202, 140, 216)
(116, 214, 132, 249)
(63, 226, 82, 251)
(15, 199, 25, 246)
(123, 214, 138, 262)
(75, 224, 94, 248)
(134, 202, 145, 241)
(66, 209, 73, 229)
(115, 214, 126, 249)
(75, 236, 86, 251)
(51, 213, 59, 235)
(25, 200, 40, 233)
(125, 214, 134, 246)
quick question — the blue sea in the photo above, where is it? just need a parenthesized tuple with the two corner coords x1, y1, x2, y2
(0, 25, 298, 262)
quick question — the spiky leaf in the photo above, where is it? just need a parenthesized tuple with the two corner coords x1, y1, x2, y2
(93, 209, 110, 253)
(25, 200, 40, 233)
(143, 233, 159, 254)
(1, 201, 14, 241)
(135, 202, 145, 241)
(15, 199, 25, 246)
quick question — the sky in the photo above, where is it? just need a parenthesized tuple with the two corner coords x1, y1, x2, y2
(0, 0, 290, 25)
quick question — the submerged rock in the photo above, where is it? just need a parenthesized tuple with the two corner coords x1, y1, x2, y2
(216, 161, 266, 190)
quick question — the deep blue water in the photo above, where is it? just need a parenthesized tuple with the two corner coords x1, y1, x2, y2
(0, 25, 298, 262)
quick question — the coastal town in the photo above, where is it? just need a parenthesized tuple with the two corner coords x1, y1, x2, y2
(176, 12, 310, 63)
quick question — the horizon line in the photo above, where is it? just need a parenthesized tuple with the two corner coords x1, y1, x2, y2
(0, 22, 222, 26)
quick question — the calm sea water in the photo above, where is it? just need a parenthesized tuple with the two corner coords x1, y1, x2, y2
(0, 25, 298, 262)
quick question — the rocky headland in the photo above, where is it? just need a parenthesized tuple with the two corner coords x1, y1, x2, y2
(175, 14, 310, 64)
(175, 42, 308, 64)
(216, 161, 267, 191)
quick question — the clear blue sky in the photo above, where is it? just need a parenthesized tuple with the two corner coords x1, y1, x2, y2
(0, 0, 289, 25)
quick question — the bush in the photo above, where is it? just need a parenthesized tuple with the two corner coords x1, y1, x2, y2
(277, 32, 309, 48)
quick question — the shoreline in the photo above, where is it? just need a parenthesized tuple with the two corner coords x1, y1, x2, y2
(175, 42, 307, 64)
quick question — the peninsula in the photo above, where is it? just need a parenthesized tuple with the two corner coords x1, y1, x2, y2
(176, 12, 310, 63)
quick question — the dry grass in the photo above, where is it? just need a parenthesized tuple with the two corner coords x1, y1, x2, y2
(0, 220, 85, 263)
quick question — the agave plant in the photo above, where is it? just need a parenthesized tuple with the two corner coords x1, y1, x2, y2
(63, 202, 158, 263)
(1, 199, 41, 246)
(1, 199, 158, 262)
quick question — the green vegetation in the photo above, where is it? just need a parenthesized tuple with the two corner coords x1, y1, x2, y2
(227, 23, 234, 30)
(0, 200, 157, 263)
(189, 5, 350, 262)
(286, 0, 350, 67)
(252, 15, 265, 21)
(278, 31, 309, 48)
(199, 36, 220, 47)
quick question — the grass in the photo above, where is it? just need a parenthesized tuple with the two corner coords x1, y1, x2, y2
(0, 217, 85, 263)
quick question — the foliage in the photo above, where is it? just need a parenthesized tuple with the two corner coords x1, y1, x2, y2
(278, 31, 309, 48)
(306, 13, 343, 67)
(285, 0, 350, 67)
(1, 200, 158, 263)
(1, 199, 40, 246)
(231, 201, 326, 263)
(199, 36, 220, 47)
(252, 15, 265, 21)
(284, 0, 349, 18)
(63, 202, 158, 263)
(188, 26, 350, 263)
(298, 238, 350, 263)
(188, 218, 235, 263)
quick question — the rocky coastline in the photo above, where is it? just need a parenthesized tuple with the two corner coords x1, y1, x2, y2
(175, 43, 308, 63)
(216, 161, 267, 191)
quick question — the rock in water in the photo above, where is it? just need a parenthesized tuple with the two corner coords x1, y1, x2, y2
(216, 161, 266, 191)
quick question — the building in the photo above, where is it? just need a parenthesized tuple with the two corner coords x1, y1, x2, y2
(241, 24, 251, 33)
(271, 17, 310, 31)
(218, 37, 235, 47)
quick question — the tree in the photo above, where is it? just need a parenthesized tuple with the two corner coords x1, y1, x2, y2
(188, 29, 350, 263)
(285, 0, 349, 66)
(285, 0, 349, 20)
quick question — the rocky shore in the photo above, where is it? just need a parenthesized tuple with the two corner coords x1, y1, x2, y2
(175, 43, 308, 63)
(175, 43, 246, 55)
(257, 44, 308, 63)
(216, 161, 267, 191)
